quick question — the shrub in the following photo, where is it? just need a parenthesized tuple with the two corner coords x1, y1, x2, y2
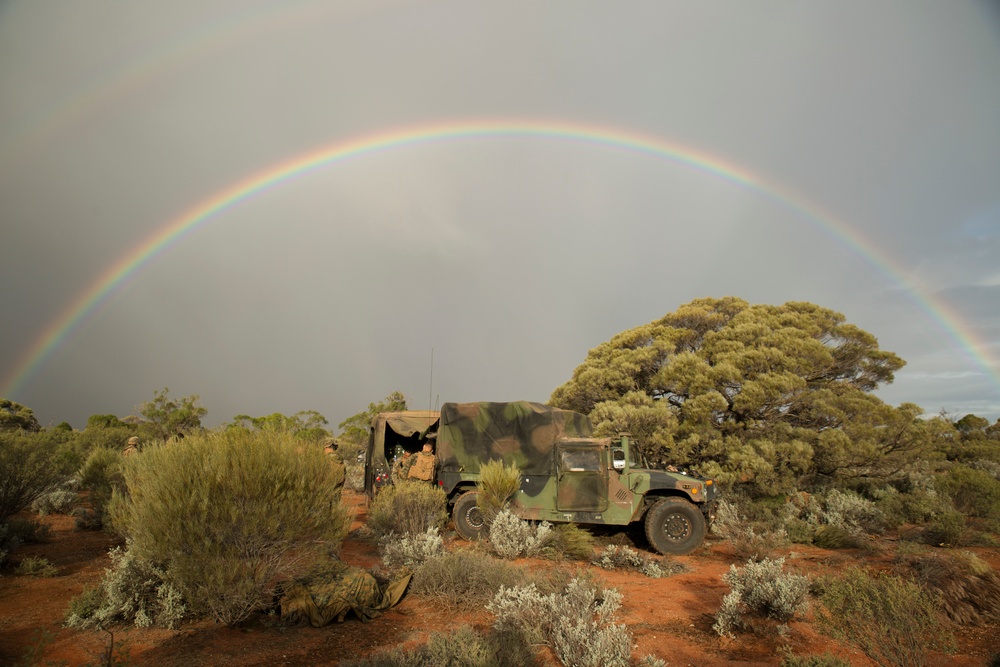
(821, 489, 885, 533)
(548, 523, 597, 560)
(16, 555, 58, 577)
(922, 508, 966, 547)
(896, 549, 1000, 625)
(72, 507, 102, 531)
(410, 550, 554, 610)
(0, 431, 70, 524)
(488, 509, 553, 559)
(592, 545, 686, 579)
(4, 516, 51, 543)
(108, 429, 350, 625)
(366, 481, 448, 540)
(341, 625, 538, 667)
(477, 460, 521, 527)
(712, 499, 787, 560)
(0, 523, 19, 566)
(488, 577, 634, 667)
(378, 527, 444, 571)
(78, 447, 125, 521)
(66, 543, 186, 629)
(32, 489, 79, 515)
(818, 567, 951, 667)
(713, 557, 810, 637)
(812, 525, 861, 550)
(780, 653, 851, 667)
(937, 465, 1000, 520)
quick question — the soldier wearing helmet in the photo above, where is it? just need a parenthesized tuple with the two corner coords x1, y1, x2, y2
(123, 436, 140, 456)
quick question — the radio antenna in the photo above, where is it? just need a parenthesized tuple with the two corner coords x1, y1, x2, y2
(428, 348, 434, 412)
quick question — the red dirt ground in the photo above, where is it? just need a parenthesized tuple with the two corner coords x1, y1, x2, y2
(2, 492, 998, 667)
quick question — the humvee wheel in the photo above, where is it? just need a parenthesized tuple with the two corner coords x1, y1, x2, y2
(452, 491, 486, 540)
(644, 497, 706, 555)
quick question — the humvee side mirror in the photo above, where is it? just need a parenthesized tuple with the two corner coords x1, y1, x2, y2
(612, 448, 626, 470)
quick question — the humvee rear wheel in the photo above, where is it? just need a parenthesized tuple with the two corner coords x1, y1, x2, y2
(452, 491, 486, 541)
(644, 497, 706, 556)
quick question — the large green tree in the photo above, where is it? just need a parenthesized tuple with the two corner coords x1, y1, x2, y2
(227, 410, 330, 443)
(551, 297, 924, 491)
(0, 398, 41, 433)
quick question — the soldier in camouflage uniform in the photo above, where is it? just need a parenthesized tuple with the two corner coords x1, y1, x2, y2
(122, 436, 139, 456)
(407, 443, 436, 481)
(392, 451, 414, 482)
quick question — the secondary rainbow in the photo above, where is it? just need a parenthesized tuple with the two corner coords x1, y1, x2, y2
(4, 119, 997, 398)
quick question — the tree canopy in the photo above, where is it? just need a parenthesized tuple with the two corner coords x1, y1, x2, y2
(137, 388, 207, 442)
(336, 391, 408, 457)
(227, 410, 330, 443)
(550, 297, 923, 492)
(0, 398, 42, 433)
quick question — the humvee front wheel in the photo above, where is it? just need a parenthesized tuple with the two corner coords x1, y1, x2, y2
(452, 491, 486, 540)
(644, 497, 706, 556)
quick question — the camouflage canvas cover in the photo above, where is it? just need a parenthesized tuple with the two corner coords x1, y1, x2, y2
(437, 401, 593, 475)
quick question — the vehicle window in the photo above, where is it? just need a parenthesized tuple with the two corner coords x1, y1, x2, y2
(559, 448, 602, 472)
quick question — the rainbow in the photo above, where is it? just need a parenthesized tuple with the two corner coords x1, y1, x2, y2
(3, 119, 998, 398)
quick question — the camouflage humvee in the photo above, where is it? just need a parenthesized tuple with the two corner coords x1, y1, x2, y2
(364, 401, 717, 555)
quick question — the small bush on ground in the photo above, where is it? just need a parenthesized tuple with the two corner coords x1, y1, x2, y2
(488, 509, 553, 559)
(779, 653, 851, 667)
(108, 429, 350, 625)
(4, 516, 51, 543)
(32, 488, 78, 515)
(812, 525, 861, 550)
(72, 507, 102, 531)
(937, 465, 1000, 519)
(489, 577, 655, 667)
(818, 567, 951, 667)
(409, 550, 558, 610)
(477, 460, 521, 527)
(15, 555, 58, 577)
(78, 447, 125, 525)
(66, 543, 187, 629)
(712, 499, 787, 560)
(592, 545, 687, 578)
(378, 527, 444, 571)
(366, 481, 448, 540)
(713, 557, 810, 637)
(922, 508, 967, 547)
(895, 549, 1000, 625)
(0, 431, 70, 524)
(341, 625, 538, 667)
(549, 523, 597, 560)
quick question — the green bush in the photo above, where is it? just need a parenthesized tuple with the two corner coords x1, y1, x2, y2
(592, 545, 686, 579)
(549, 523, 597, 560)
(66, 543, 186, 629)
(342, 625, 538, 667)
(819, 567, 951, 667)
(32, 489, 79, 515)
(78, 447, 125, 522)
(378, 527, 444, 571)
(16, 555, 58, 577)
(4, 516, 51, 543)
(780, 653, 851, 667)
(108, 429, 350, 625)
(477, 460, 521, 527)
(366, 481, 448, 540)
(409, 550, 555, 610)
(488, 577, 634, 667)
(488, 509, 553, 559)
(0, 431, 70, 524)
(937, 465, 1000, 520)
(713, 557, 810, 637)
(812, 525, 861, 550)
(896, 549, 1000, 625)
(712, 499, 787, 560)
(922, 508, 967, 547)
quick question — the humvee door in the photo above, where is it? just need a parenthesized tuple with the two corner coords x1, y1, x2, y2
(555, 443, 608, 512)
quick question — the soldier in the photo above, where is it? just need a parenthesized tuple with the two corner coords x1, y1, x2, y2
(122, 436, 139, 456)
(407, 443, 436, 482)
(392, 451, 414, 482)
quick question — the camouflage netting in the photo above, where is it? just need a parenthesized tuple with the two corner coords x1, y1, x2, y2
(438, 401, 593, 475)
(280, 562, 411, 626)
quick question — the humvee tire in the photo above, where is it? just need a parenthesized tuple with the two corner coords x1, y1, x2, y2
(452, 491, 486, 540)
(644, 496, 706, 555)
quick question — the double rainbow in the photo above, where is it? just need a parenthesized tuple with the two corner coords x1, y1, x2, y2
(3, 120, 996, 398)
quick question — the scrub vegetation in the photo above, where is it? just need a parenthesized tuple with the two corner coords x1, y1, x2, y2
(2, 299, 1000, 665)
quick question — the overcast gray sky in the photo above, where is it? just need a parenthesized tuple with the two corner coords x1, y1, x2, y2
(2, 1, 999, 430)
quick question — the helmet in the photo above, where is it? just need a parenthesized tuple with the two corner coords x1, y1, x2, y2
(127, 436, 139, 445)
